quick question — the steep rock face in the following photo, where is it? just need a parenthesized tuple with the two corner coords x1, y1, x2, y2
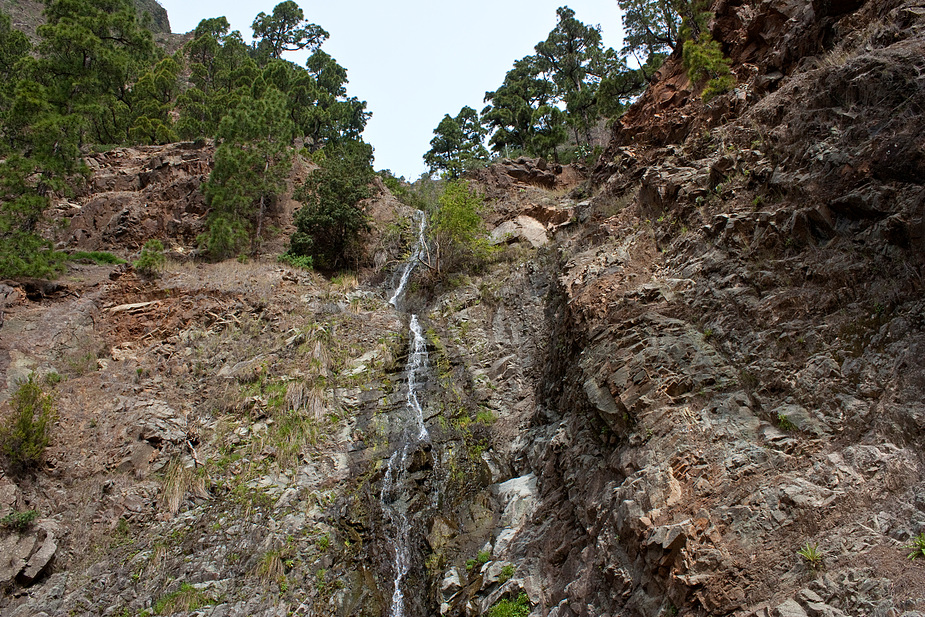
(494, 0, 925, 615)
(54, 143, 215, 254)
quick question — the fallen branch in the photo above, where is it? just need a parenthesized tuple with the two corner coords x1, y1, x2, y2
(106, 300, 161, 314)
(187, 439, 203, 468)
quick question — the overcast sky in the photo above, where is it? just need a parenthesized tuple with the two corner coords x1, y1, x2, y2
(156, 1, 625, 180)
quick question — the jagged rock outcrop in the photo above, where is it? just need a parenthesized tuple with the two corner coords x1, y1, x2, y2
(482, 0, 925, 615)
(53, 142, 214, 253)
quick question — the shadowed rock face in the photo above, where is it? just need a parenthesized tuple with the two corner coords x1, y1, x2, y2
(133, 0, 170, 34)
(500, 1, 925, 615)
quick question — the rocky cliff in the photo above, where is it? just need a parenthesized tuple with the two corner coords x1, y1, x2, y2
(1, 0, 924, 616)
(0, 0, 172, 39)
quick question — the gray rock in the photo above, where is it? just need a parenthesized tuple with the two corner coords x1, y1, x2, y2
(491, 474, 537, 556)
(441, 567, 462, 601)
(0, 533, 36, 585)
(21, 527, 57, 582)
(774, 599, 809, 617)
(130, 399, 187, 446)
(0, 481, 19, 519)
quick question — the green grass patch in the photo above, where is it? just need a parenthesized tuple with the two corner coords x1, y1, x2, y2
(488, 592, 530, 617)
(278, 252, 313, 270)
(153, 582, 213, 614)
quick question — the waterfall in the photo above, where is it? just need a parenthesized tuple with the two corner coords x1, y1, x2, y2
(407, 315, 430, 443)
(380, 447, 412, 616)
(388, 211, 427, 308)
(381, 210, 432, 617)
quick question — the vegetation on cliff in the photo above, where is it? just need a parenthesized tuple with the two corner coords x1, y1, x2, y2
(0, 0, 372, 276)
(426, 6, 649, 176)
(425, 0, 736, 177)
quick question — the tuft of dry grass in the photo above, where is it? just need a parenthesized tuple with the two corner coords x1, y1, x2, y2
(285, 381, 325, 421)
(159, 459, 208, 515)
(257, 550, 286, 586)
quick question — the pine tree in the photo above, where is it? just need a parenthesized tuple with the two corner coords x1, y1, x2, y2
(482, 56, 563, 158)
(36, 0, 156, 146)
(618, 0, 685, 61)
(288, 139, 374, 270)
(176, 22, 259, 140)
(128, 56, 182, 144)
(252, 1, 328, 61)
(201, 88, 296, 258)
(0, 12, 30, 131)
(423, 106, 489, 178)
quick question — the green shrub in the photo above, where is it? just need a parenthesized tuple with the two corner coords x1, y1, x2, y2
(430, 180, 495, 277)
(69, 251, 126, 265)
(0, 231, 66, 279)
(1, 508, 38, 531)
(777, 413, 797, 432)
(133, 239, 166, 277)
(498, 563, 515, 584)
(488, 592, 530, 617)
(682, 35, 734, 101)
(278, 252, 313, 270)
(906, 532, 925, 560)
(289, 139, 374, 270)
(198, 215, 248, 261)
(0, 374, 56, 474)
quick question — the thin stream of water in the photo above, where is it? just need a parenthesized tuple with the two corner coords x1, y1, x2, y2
(389, 212, 427, 308)
(381, 211, 431, 617)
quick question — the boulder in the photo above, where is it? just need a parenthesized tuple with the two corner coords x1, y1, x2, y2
(0, 521, 58, 586)
(490, 216, 549, 248)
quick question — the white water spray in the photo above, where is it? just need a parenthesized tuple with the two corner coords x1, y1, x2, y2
(388, 212, 427, 308)
(407, 315, 430, 442)
(382, 210, 432, 617)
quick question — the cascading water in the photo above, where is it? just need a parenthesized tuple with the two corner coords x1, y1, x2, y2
(388, 211, 427, 309)
(380, 211, 432, 617)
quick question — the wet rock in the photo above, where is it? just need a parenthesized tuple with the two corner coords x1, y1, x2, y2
(490, 474, 537, 556)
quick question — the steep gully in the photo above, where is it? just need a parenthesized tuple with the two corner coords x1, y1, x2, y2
(381, 211, 432, 617)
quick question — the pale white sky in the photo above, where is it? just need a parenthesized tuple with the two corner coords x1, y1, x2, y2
(156, 1, 625, 179)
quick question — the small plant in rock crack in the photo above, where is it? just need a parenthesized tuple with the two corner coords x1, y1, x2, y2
(906, 532, 925, 560)
(777, 413, 798, 432)
(797, 542, 823, 570)
(488, 592, 530, 617)
(466, 550, 492, 572)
